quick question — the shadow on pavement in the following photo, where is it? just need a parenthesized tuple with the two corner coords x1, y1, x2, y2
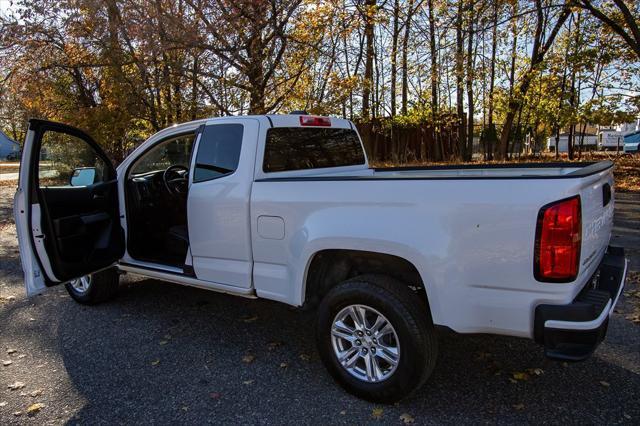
(42, 277, 639, 424)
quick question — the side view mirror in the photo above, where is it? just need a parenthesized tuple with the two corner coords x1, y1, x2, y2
(70, 167, 96, 187)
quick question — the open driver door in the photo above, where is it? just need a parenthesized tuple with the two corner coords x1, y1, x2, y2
(14, 119, 125, 296)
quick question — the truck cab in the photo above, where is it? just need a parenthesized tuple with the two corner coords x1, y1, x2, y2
(15, 115, 366, 297)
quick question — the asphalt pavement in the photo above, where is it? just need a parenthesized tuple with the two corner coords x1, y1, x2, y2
(1, 185, 638, 425)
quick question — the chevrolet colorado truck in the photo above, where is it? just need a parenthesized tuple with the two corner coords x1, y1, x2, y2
(14, 115, 627, 403)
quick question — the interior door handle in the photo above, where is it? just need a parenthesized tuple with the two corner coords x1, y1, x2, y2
(92, 194, 106, 200)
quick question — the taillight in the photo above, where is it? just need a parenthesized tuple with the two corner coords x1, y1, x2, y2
(299, 115, 331, 126)
(534, 196, 581, 282)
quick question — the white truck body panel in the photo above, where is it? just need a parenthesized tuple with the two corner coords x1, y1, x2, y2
(250, 166, 614, 338)
(15, 115, 618, 342)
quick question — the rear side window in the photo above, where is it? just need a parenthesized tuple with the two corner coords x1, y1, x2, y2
(193, 124, 243, 182)
(263, 128, 365, 173)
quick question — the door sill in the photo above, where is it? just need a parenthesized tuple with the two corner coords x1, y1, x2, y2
(117, 261, 257, 299)
(120, 259, 184, 274)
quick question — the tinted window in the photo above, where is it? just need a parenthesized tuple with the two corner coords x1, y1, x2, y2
(193, 124, 243, 182)
(263, 128, 365, 173)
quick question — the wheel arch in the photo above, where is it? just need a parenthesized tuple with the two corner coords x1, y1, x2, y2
(301, 248, 434, 316)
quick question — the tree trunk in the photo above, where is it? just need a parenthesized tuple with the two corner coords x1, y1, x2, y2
(455, 0, 466, 159)
(247, 30, 266, 114)
(567, 12, 582, 160)
(497, 2, 570, 160)
(191, 54, 199, 120)
(390, 0, 400, 117)
(362, 0, 376, 120)
(487, 0, 498, 160)
(428, 0, 439, 159)
(401, 0, 415, 115)
(465, 0, 475, 161)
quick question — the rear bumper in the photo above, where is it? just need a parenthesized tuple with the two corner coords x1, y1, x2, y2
(533, 246, 627, 361)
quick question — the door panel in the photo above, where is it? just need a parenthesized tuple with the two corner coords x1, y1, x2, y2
(14, 119, 124, 294)
(187, 119, 259, 288)
(39, 181, 124, 279)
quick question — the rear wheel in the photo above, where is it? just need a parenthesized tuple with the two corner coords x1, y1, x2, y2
(316, 274, 438, 403)
(65, 267, 120, 304)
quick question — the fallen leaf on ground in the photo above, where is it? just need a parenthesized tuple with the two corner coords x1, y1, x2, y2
(13, 411, 22, 416)
(267, 341, 283, 350)
(513, 403, 525, 411)
(242, 380, 254, 385)
(242, 355, 255, 364)
(181, 406, 188, 411)
(26, 403, 44, 415)
(7, 381, 25, 390)
(151, 359, 160, 366)
(371, 408, 384, 420)
(242, 315, 259, 323)
(17, 355, 26, 359)
(625, 313, 640, 323)
(600, 381, 610, 387)
(29, 389, 42, 397)
(400, 413, 415, 423)
(159, 340, 168, 345)
(299, 353, 311, 361)
(279, 362, 288, 368)
(2, 360, 13, 366)
(0, 401, 7, 407)
(371, 407, 384, 419)
(512, 372, 530, 381)
(6, 349, 16, 354)
(339, 410, 346, 415)
(528, 368, 544, 376)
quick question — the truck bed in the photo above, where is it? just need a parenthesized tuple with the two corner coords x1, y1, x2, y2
(251, 159, 615, 338)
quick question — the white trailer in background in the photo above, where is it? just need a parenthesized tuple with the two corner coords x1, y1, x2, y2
(547, 132, 597, 152)
(598, 130, 624, 151)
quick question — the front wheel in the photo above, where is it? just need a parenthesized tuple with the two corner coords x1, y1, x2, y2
(315, 275, 438, 403)
(65, 267, 120, 305)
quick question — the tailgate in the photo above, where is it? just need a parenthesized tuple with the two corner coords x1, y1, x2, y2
(577, 166, 615, 279)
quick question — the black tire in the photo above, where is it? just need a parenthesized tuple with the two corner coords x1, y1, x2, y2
(316, 274, 438, 403)
(64, 267, 120, 305)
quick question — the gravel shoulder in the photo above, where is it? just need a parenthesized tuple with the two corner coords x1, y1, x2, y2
(0, 185, 638, 425)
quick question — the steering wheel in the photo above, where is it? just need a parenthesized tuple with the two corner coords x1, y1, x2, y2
(163, 165, 189, 196)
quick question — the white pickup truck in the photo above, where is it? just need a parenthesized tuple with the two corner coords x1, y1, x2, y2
(14, 115, 627, 402)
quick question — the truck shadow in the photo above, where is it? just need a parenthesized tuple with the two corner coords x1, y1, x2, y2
(49, 277, 640, 424)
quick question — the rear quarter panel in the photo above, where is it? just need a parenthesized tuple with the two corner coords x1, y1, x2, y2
(250, 175, 610, 338)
